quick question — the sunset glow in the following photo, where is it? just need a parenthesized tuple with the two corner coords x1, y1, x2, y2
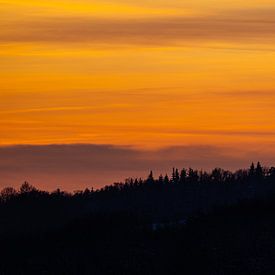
(1, 0, 275, 189)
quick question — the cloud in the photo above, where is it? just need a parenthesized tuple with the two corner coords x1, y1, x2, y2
(1, 9, 275, 45)
(0, 144, 274, 191)
(0, 106, 95, 114)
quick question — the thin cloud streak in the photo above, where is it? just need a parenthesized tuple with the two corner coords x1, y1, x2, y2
(0, 105, 131, 115)
(0, 106, 93, 114)
(0, 144, 274, 191)
(1, 9, 275, 45)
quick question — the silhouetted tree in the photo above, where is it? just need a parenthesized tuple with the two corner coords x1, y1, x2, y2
(172, 168, 180, 184)
(1, 187, 17, 202)
(164, 174, 170, 185)
(146, 171, 154, 185)
(188, 168, 199, 184)
(249, 162, 255, 177)
(20, 181, 37, 194)
(211, 168, 223, 183)
(158, 174, 164, 185)
(255, 162, 264, 181)
(269, 167, 275, 179)
(180, 168, 187, 184)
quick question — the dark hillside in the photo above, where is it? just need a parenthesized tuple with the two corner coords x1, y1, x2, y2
(0, 163, 275, 274)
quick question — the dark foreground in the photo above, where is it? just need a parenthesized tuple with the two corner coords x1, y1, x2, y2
(1, 164, 275, 274)
(1, 197, 275, 274)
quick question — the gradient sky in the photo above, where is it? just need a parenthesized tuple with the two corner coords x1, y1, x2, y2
(1, 0, 275, 190)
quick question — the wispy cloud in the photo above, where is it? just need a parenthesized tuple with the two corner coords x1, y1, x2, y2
(1, 9, 275, 46)
(0, 104, 132, 115)
(0, 106, 92, 114)
(0, 144, 274, 191)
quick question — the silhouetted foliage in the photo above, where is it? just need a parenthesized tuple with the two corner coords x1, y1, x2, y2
(0, 163, 275, 274)
(20, 181, 37, 194)
(0, 186, 17, 202)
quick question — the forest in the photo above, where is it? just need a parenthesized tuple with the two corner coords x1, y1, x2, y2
(0, 162, 275, 274)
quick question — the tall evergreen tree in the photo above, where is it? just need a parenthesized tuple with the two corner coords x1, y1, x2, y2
(146, 171, 154, 185)
(180, 168, 187, 184)
(249, 162, 255, 177)
(255, 162, 263, 180)
(164, 174, 169, 185)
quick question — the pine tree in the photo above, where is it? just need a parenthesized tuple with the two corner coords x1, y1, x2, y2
(164, 174, 169, 185)
(255, 162, 263, 180)
(147, 171, 154, 185)
(249, 162, 255, 177)
(158, 174, 164, 185)
(172, 168, 180, 184)
(180, 168, 187, 184)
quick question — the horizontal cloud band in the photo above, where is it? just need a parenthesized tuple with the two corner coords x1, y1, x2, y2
(0, 144, 274, 191)
(1, 9, 275, 44)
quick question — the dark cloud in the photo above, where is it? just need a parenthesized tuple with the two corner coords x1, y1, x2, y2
(0, 144, 274, 191)
(1, 9, 275, 45)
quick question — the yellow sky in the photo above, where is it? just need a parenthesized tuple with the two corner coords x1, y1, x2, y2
(1, 0, 275, 149)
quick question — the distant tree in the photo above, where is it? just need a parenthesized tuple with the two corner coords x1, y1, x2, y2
(134, 179, 139, 187)
(249, 162, 255, 177)
(235, 169, 248, 182)
(172, 168, 175, 183)
(20, 181, 37, 194)
(164, 174, 170, 185)
(146, 171, 154, 185)
(1, 187, 17, 202)
(269, 167, 275, 178)
(211, 168, 223, 183)
(125, 178, 134, 188)
(222, 170, 233, 183)
(83, 188, 91, 196)
(52, 188, 61, 197)
(179, 168, 187, 184)
(172, 168, 180, 184)
(255, 162, 264, 181)
(199, 170, 210, 184)
(188, 168, 199, 183)
(158, 174, 164, 185)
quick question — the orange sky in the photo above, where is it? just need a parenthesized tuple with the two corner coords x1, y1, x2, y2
(1, 0, 275, 189)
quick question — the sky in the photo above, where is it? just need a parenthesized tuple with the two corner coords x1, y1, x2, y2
(1, 0, 275, 190)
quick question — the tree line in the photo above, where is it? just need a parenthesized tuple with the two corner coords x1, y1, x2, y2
(0, 162, 275, 223)
(1, 162, 274, 202)
(0, 162, 275, 274)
